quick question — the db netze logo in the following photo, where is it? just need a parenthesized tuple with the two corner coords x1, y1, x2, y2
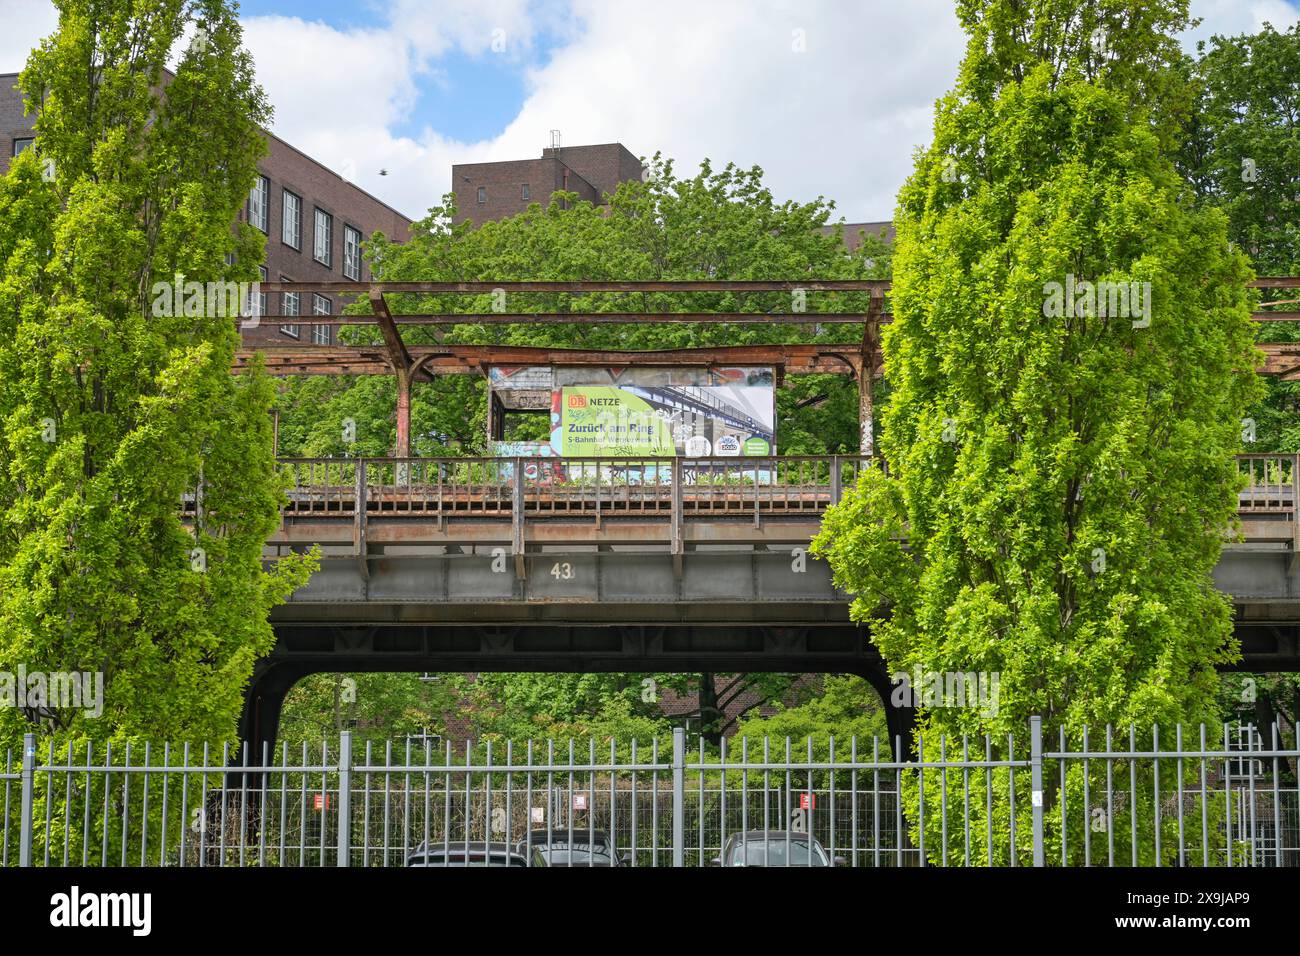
(568, 394, 587, 408)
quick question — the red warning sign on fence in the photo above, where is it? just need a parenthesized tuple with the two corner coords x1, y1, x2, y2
(799, 793, 816, 811)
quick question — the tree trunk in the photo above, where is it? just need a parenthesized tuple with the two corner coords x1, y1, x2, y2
(698, 672, 722, 746)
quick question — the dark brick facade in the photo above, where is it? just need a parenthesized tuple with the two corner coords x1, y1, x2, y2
(236, 133, 412, 346)
(0, 71, 413, 348)
(822, 220, 895, 252)
(0, 74, 34, 174)
(452, 142, 642, 226)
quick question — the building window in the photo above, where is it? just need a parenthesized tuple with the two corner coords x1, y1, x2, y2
(343, 225, 362, 281)
(312, 294, 332, 345)
(280, 278, 300, 338)
(249, 175, 269, 233)
(313, 208, 332, 266)
(245, 265, 268, 319)
(12, 138, 34, 157)
(521, 183, 530, 201)
(282, 189, 301, 249)
(477, 186, 486, 204)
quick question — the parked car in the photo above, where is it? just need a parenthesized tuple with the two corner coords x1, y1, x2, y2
(515, 828, 627, 867)
(712, 831, 846, 867)
(406, 841, 546, 867)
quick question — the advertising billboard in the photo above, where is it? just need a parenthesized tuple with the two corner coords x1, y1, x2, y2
(550, 368, 775, 457)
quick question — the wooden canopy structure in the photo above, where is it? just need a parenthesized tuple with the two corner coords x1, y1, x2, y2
(233, 277, 1300, 457)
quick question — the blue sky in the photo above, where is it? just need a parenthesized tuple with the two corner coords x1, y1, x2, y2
(3, 0, 1299, 221)
(234, 0, 569, 143)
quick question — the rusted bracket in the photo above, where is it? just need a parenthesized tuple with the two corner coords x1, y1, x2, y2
(369, 288, 412, 371)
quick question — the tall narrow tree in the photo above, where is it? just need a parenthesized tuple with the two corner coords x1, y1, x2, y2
(0, 0, 314, 750)
(813, 0, 1262, 863)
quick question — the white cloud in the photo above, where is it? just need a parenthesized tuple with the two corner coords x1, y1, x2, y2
(243, 0, 967, 222)
(3, 0, 1299, 222)
(1187, 0, 1299, 46)
(253, 0, 1297, 224)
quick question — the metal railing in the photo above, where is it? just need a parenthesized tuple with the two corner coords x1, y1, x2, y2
(271, 455, 872, 522)
(2, 719, 1297, 867)
(255, 453, 1300, 521)
(1236, 453, 1299, 514)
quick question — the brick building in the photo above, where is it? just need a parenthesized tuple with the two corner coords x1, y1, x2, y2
(452, 141, 644, 225)
(1, 71, 413, 348)
(452, 138, 892, 248)
(821, 220, 895, 252)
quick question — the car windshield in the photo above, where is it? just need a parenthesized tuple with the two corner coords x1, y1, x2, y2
(727, 838, 826, 866)
(536, 845, 612, 864)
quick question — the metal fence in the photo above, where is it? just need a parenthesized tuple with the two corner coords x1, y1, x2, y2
(1, 718, 1296, 867)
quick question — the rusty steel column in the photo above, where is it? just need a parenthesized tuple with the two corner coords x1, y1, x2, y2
(860, 292, 882, 458)
(395, 364, 411, 458)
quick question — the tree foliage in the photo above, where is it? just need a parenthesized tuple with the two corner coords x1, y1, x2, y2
(0, 0, 314, 754)
(813, 0, 1262, 863)
(1177, 23, 1300, 732)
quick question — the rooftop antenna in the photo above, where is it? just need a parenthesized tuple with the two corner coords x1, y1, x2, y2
(549, 129, 562, 149)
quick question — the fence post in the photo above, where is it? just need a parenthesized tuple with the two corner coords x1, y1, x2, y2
(512, 456, 526, 579)
(671, 726, 685, 867)
(670, 458, 683, 579)
(1030, 716, 1045, 867)
(337, 730, 352, 867)
(1291, 454, 1299, 571)
(353, 459, 367, 565)
(19, 732, 35, 868)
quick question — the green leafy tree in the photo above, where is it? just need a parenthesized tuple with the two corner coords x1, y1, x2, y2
(452, 673, 671, 762)
(0, 0, 314, 764)
(813, 0, 1260, 863)
(730, 675, 888, 755)
(1181, 22, 1300, 450)
(1181, 23, 1300, 280)
(278, 672, 468, 753)
(1179, 23, 1300, 734)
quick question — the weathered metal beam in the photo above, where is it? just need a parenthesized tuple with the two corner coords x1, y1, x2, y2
(250, 276, 1297, 296)
(1258, 343, 1300, 378)
(368, 288, 412, 371)
(260, 279, 893, 294)
(240, 308, 1300, 327)
(236, 343, 875, 377)
(254, 312, 881, 326)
